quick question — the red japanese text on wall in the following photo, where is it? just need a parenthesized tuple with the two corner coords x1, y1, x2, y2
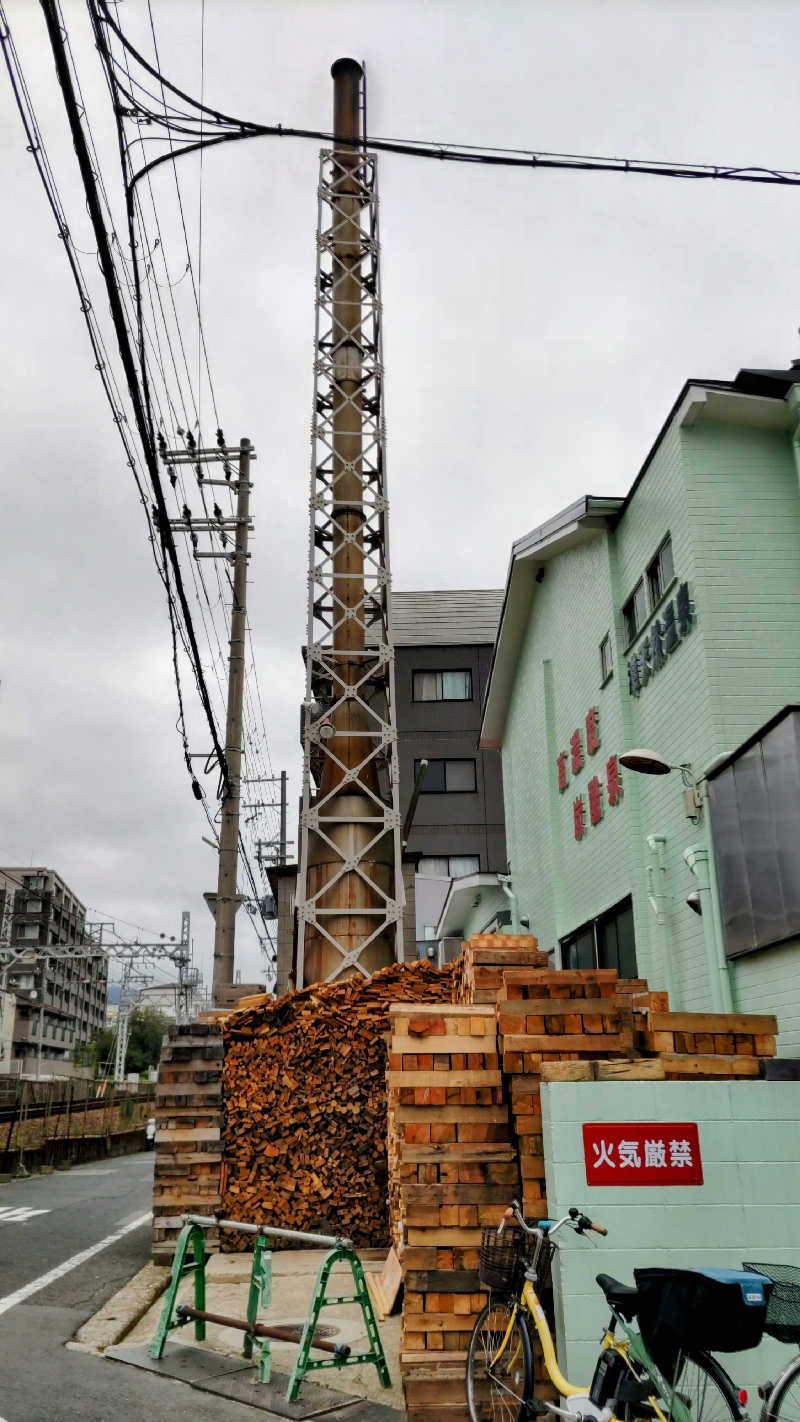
(583, 1122, 703, 1186)
(555, 708, 624, 838)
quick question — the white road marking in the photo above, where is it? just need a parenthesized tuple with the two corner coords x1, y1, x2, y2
(66, 1169, 118, 1177)
(0, 1210, 151, 1317)
(0, 1205, 50, 1224)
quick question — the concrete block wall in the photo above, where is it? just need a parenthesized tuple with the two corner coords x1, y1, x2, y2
(541, 1078, 800, 1402)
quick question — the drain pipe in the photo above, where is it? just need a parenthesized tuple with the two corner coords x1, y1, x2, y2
(684, 844, 733, 1012)
(497, 874, 521, 934)
(645, 834, 676, 1006)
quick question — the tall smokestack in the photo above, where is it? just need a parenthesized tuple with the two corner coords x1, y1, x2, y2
(296, 60, 403, 985)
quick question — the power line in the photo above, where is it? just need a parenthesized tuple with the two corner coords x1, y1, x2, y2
(92, 0, 800, 196)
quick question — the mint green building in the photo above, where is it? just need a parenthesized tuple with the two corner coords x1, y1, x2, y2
(480, 363, 800, 1052)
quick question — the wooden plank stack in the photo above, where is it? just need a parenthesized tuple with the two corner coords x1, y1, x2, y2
(498, 969, 636, 1222)
(455, 934, 549, 1004)
(218, 959, 456, 1249)
(634, 1008, 778, 1078)
(152, 1021, 224, 1262)
(388, 1002, 519, 1422)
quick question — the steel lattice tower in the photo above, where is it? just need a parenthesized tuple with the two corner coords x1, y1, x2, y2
(296, 59, 403, 985)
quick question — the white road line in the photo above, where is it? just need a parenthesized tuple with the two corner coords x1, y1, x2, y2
(0, 1206, 50, 1223)
(0, 1210, 151, 1317)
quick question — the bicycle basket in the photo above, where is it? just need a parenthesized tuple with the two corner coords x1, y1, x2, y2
(744, 1263, 800, 1345)
(479, 1227, 549, 1299)
(634, 1267, 772, 1378)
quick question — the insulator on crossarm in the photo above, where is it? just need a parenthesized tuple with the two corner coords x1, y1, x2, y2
(182, 504, 192, 523)
(213, 503, 222, 521)
(216, 427, 225, 449)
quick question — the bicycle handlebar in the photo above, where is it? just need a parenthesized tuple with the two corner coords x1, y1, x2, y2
(497, 1200, 608, 1239)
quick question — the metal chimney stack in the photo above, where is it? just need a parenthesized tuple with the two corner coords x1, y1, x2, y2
(296, 59, 403, 985)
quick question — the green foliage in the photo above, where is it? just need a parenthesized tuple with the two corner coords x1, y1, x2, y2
(90, 1005, 171, 1078)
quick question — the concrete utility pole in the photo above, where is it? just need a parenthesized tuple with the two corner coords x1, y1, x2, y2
(296, 59, 403, 985)
(161, 436, 255, 1005)
(212, 439, 252, 1000)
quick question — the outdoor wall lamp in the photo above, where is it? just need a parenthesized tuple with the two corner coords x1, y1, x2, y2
(618, 748, 703, 823)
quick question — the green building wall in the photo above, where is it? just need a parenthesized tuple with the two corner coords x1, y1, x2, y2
(542, 1079, 800, 1403)
(501, 393, 800, 1049)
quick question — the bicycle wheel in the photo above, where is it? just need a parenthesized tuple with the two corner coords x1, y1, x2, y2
(466, 1298, 533, 1422)
(671, 1350, 742, 1422)
(765, 1353, 800, 1422)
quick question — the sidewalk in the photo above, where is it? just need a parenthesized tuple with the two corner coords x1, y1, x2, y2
(104, 1247, 403, 1419)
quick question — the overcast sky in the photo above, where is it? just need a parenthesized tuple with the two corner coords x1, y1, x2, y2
(3, 0, 800, 990)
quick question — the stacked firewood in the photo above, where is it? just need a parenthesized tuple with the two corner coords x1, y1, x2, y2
(219, 959, 456, 1247)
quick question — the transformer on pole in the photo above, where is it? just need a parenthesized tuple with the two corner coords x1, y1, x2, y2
(296, 59, 403, 986)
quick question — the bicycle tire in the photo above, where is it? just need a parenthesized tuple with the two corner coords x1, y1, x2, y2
(466, 1298, 534, 1422)
(671, 1350, 743, 1422)
(764, 1352, 800, 1422)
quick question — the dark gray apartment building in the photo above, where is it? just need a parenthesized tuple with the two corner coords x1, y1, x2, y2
(270, 589, 508, 989)
(0, 867, 108, 1077)
(391, 590, 507, 948)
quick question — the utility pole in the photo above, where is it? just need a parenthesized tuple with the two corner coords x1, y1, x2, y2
(161, 436, 255, 1006)
(296, 60, 403, 985)
(279, 770, 287, 865)
(246, 770, 291, 869)
(213, 439, 252, 1001)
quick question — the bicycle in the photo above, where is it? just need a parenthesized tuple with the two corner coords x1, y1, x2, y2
(742, 1264, 800, 1422)
(466, 1199, 768, 1422)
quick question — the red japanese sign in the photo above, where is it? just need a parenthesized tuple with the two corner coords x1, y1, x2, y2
(583, 1122, 703, 1186)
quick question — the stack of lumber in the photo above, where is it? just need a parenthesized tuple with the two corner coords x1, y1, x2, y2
(633, 1007, 778, 1077)
(455, 934, 549, 1004)
(152, 1021, 224, 1262)
(498, 969, 636, 1222)
(218, 959, 456, 1248)
(498, 969, 635, 1074)
(388, 1002, 519, 1422)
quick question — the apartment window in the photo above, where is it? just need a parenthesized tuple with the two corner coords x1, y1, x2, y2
(418, 854, 481, 879)
(24, 875, 45, 892)
(415, 758, 477, 793)
(25, 898, 42, 915)
(599, 633, 614, 684)
(18, 923, 39, 940)
(560, 897, 637, 978)
(647, 535, 675, 609)
(413, 669, 472, 702)
(622, 580, 647, 646)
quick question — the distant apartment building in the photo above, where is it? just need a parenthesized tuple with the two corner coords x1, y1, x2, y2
(270, 589, 508, 988)
(0, 867, 108, 1077)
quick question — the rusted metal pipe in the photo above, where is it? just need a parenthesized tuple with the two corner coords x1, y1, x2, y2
(175, 1304, 351, 1357)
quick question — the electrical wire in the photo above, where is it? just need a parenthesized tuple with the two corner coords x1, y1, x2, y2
(92, 0, 800, 196)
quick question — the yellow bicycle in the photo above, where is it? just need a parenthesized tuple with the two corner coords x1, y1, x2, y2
(466, 1200, 760, 1422)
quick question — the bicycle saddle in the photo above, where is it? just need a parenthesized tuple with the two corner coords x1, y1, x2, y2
(596, 1272, 640, 1321)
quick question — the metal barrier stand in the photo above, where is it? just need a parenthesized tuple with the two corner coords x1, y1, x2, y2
(150, 1213, 390, 1400)
(287, 1242, 391, 1402)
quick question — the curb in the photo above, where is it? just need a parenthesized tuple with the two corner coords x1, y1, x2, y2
(73, 1261, 170, 1352)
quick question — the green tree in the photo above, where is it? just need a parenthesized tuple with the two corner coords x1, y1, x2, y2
(90, 1006, 171, 1077)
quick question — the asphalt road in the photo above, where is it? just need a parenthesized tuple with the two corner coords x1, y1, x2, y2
(0, 1152, 268, 1421)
